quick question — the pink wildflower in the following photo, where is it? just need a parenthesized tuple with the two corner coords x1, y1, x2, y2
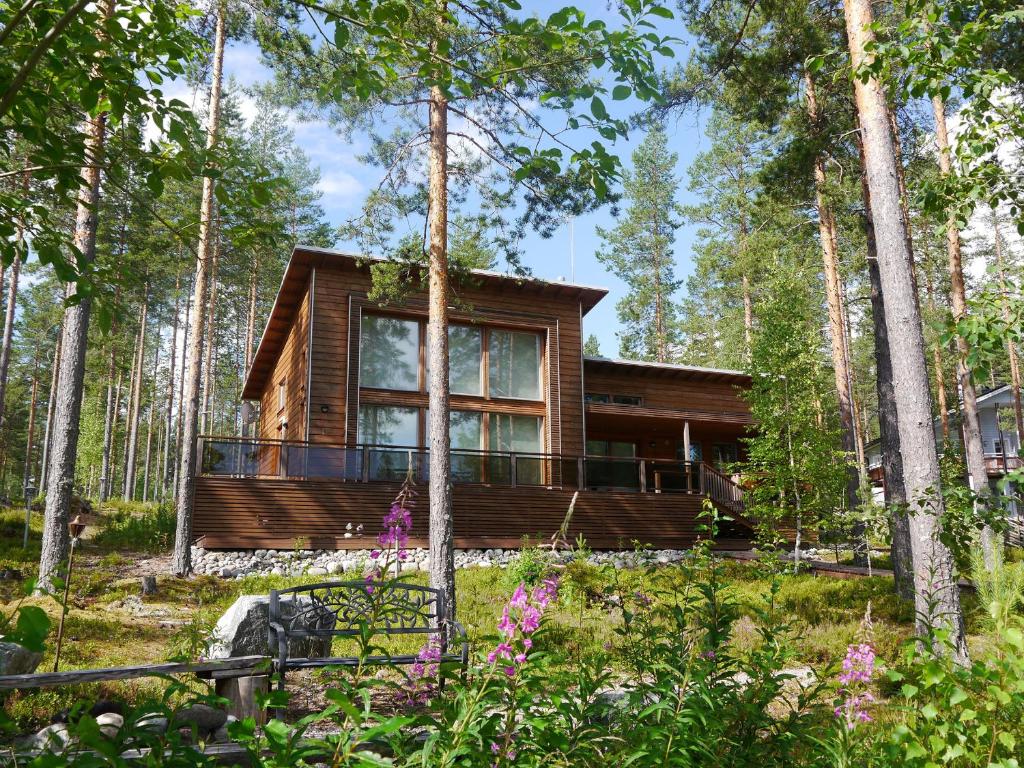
(835, 643, 877, 730)
(487, 577, 560, 676)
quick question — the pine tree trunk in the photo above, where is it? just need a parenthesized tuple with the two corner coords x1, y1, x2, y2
(862, 160, 913, 600)
(107, 371, 122, 499)
(242, 263, 258, 437)
(427, 74, 456, 635)
(38, 10, 110, 590)
(932, 94, 997, 566)
(200, 244, 219, 434)
(922, 266, 952, 440)
(173, 0, 226, 575)
(993, 213, 1024, 440)
(143, 330, 159, 502)
(39, 330, 62, 492)
(23, 365, 38, 498)
(0, 251, 21, 429)
(845, 0, 967, 660)
(98, 347, 117, 502)
(804, 70, 866, 563)
(741, 273, 753, 362)
(162, 272, 181, 497)
(173, 286, 192, 501)
(124, 288, 148, 500)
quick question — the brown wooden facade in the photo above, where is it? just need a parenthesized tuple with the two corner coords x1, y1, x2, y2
(195, 246, 758, 550)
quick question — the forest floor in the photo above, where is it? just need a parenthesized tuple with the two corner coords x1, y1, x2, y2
(0, 503, 999, 734)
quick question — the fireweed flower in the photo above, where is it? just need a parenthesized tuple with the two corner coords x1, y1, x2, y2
(487, 576, 560, 676)
(365, 499, 414, 592)
(835, 643, 876, 729)
(403, 637, 443, 705)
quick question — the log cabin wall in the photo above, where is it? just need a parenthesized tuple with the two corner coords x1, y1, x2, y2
(256, 282, 310, 443)
(258, 250, 597, 457)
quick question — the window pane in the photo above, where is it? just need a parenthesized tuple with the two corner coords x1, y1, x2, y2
(489, 330, 541, 400)
(358, 405, 419, 446)
(489, 414, 543, 485)
(360, 315, 419, 391)
(449, 325, 482, 395)
(450, 410, 483, 483)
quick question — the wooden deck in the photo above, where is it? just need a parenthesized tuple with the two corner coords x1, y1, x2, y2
(193, 476, 755, 551)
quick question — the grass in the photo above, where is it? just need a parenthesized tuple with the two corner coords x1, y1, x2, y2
(0, 504, 1013, 735)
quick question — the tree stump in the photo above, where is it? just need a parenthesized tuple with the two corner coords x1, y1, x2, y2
(215, 675, 268, 724)
(140, 576, 157, 595)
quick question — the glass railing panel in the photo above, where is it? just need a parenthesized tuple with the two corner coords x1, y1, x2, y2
(585, 457, 640, 491)
(514, 455, 545, 486)
(367, 448, 417, 483)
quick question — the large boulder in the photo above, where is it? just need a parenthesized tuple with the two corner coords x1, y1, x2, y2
(0, 641, 42, 675)
(208, 595, 334, 660)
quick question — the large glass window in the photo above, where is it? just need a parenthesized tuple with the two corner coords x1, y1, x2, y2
(489, 330, 541, 400)
(450, 410, 484, 483)
(449, 325, 482, 395)
(360, 315, 420, 391)
(358, 405, 418, 446)
(490, 414, 543, 485)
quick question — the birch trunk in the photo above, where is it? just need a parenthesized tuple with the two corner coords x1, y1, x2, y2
(242, 263, 258, 436)
(932, 95, 997, 566)
(108, 371, 122, 499)
(173, 1, 226, 575)
(38, 7, 110, 589)
(0, 252, 21, 428)
(124, 289, 148, 500)
(427, 74, 456, 635)
(845, 0, 967, 660)
(173, 285, 192, 501)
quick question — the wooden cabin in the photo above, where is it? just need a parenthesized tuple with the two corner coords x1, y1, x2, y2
(194, 246, 757, 550)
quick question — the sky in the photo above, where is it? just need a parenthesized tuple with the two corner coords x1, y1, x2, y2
(198, 3, 713, 359)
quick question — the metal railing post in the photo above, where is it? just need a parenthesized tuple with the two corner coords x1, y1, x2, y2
(361, 445, 370, 483)
(577, 457, 585, 490)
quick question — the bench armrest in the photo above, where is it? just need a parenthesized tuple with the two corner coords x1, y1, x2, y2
(268, 621, 289, 669)
(451, 621, 469, 666)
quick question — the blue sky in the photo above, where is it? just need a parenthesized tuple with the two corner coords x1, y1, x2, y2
(216, 5, 712, 357)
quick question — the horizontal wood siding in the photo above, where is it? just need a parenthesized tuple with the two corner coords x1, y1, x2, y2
(258, 284, 309, 442)
(194, 476, 754, 550)
(583, 365, 751, 422)
(304, 263, 586, 456)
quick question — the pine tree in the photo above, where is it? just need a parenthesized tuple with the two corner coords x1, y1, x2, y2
(596, 125, 682, 363)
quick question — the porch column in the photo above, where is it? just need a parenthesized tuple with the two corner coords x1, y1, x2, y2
(683, 421, 691, 492)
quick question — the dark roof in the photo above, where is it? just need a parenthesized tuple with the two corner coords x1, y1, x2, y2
(242, 246, 610, 400)
(583, 355, 752, 385)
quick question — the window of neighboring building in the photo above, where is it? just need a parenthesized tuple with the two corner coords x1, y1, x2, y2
(358, 405, 419, 446)
(277, 379, 286, 412)
(585, 393, 610, 403)
(676, 441, 702, 462)
(360, 314, 420, 391)
(489, 330, 541, 400)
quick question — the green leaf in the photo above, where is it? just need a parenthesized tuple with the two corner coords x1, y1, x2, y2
(612, 85, 632, 100)
(591, 96, 608, 120)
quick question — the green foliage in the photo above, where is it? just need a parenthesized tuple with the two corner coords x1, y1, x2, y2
(93, 503, 176, 554)
(503, 545, 554, 591)
(596, 124, 683, 361)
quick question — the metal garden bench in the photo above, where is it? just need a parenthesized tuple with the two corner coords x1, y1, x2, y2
(268, 580, 468, 694)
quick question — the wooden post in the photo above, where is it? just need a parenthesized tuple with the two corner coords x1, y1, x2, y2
(639, 459, 647, 493)
(216, 675, 268, 725)
(509, 452, 517, 488)
(683, 421, 691, 492)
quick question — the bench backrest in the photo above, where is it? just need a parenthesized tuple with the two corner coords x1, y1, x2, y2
(269, 580, 446, 638)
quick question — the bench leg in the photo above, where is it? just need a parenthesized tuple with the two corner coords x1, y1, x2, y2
(216, 675, 268, 726)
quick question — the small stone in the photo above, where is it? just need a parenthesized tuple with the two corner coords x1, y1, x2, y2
(96, 712, 124, 738)
(175, 704, 227, 736)
(0, 641, 42, 675)
(26, 723, 70, 751)
(270, 567, 284, 576)
(136, 714, 169, 734)
(307, 566, 328, 576)
(326, 562, 343, 575)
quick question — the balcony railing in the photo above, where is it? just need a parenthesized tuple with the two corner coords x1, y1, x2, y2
(198, 436, 745, 507)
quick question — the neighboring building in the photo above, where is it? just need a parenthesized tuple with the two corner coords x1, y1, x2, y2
(867, 384, 1022, 513)
(194, 247, 757, 550)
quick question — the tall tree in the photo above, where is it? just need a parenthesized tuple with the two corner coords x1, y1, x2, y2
(257, 0, 671, 631)
(173, 0, 227, 576)
(596, 124, 682, 362)
(844, 0, 967, 661)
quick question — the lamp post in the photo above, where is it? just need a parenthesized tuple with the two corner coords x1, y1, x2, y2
(52, 514, 87, 673)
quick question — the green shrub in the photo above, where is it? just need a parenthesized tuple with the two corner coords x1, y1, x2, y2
(93, 503, 175, 553)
